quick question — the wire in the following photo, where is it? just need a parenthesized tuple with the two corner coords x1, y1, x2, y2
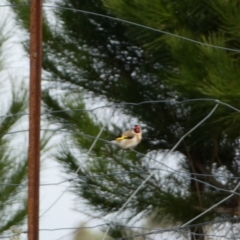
(0, 166, 239, 200)
(43, 4, 240, 53)
(0, 3, 239, 238)
(0, 3, 240, 53)
(2, 216, 239, 239)
(0, 121, 236, 239)
(39, 125, 105, 218)
(116, 229, 239, 240)
(1, 98, 240, 120)
(43, 129, 240, 197)
(0, 119, 238, 239)
(107, 216, 240, 239)
(181, 181, 240, 227)
(101, 103, 219, 240)
(0, 100, 239, 194)
(0, 236, 14, 239)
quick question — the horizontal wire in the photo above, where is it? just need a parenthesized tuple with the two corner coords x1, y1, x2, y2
(5, 216, 240, 232)
(111, 217, 240, 240)
(39, 126, 105, 218)
(44, 129, 240, 197)
(1, 98, 240, 120)
(43, 4, 240, 53)
(1, 3, 240, 53)
(0, 133, 238, 203)
(0, 142, 235, 235)
(181, 181, 240, 228)
(0, 179, 73, 187)
(0, 3, 238, 239)
(102, 103, 220, 240)
(0, 128, 240, 196)
(3, 216, 238, 239)
(117, 230, 239, 240)
(0, 166, 239, 197)
(177, 232, 239, 240)
(0, 232, 237, 240)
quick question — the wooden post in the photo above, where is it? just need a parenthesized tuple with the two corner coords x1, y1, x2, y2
(28, 0, 42, 239)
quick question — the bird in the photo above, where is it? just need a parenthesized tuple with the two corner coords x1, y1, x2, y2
(111, 125, 142, 150)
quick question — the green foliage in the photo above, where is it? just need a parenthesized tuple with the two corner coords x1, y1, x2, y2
(8, 0, 30, 32)
(0, 5, 54, 235)
(0, 88, 28, 234)
(9, 0, 240, 239)
(0, 11, 29, 233)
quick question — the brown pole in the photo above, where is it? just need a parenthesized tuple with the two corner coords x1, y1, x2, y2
(28, 0, 42, 240)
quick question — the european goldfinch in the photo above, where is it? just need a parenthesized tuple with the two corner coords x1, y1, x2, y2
(111, 125, 142, 150)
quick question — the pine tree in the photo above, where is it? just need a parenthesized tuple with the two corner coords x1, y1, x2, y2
(9, 0, 240, 239)
(0, 89, 28, 236)
(0, 15, 27, 236)
(0, 5, 53, 237)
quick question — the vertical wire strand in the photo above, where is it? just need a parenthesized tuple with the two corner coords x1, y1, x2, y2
(181, 181, 240, 228)
(40, 125, 105, 218)
(101, 103, 219, 240)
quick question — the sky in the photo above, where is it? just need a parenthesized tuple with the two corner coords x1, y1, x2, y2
(0, 2, 101, 240)
(0, 2, 222, 240)
(0, 3, 141, 239)
(0, 3, 180, 239)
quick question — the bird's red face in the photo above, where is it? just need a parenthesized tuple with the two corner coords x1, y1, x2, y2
(133, 125, 141, 133)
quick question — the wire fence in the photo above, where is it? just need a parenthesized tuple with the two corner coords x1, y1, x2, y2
(0, 99, 240, 239)
(0, 2, 240, 240)
(1, 217, 240, 239)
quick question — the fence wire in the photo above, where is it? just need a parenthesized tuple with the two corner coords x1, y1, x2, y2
(0, 2, 240, 240)
(0, 99, 240, 240)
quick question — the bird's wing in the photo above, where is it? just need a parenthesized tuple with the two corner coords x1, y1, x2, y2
(115, 130, 134, 140)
